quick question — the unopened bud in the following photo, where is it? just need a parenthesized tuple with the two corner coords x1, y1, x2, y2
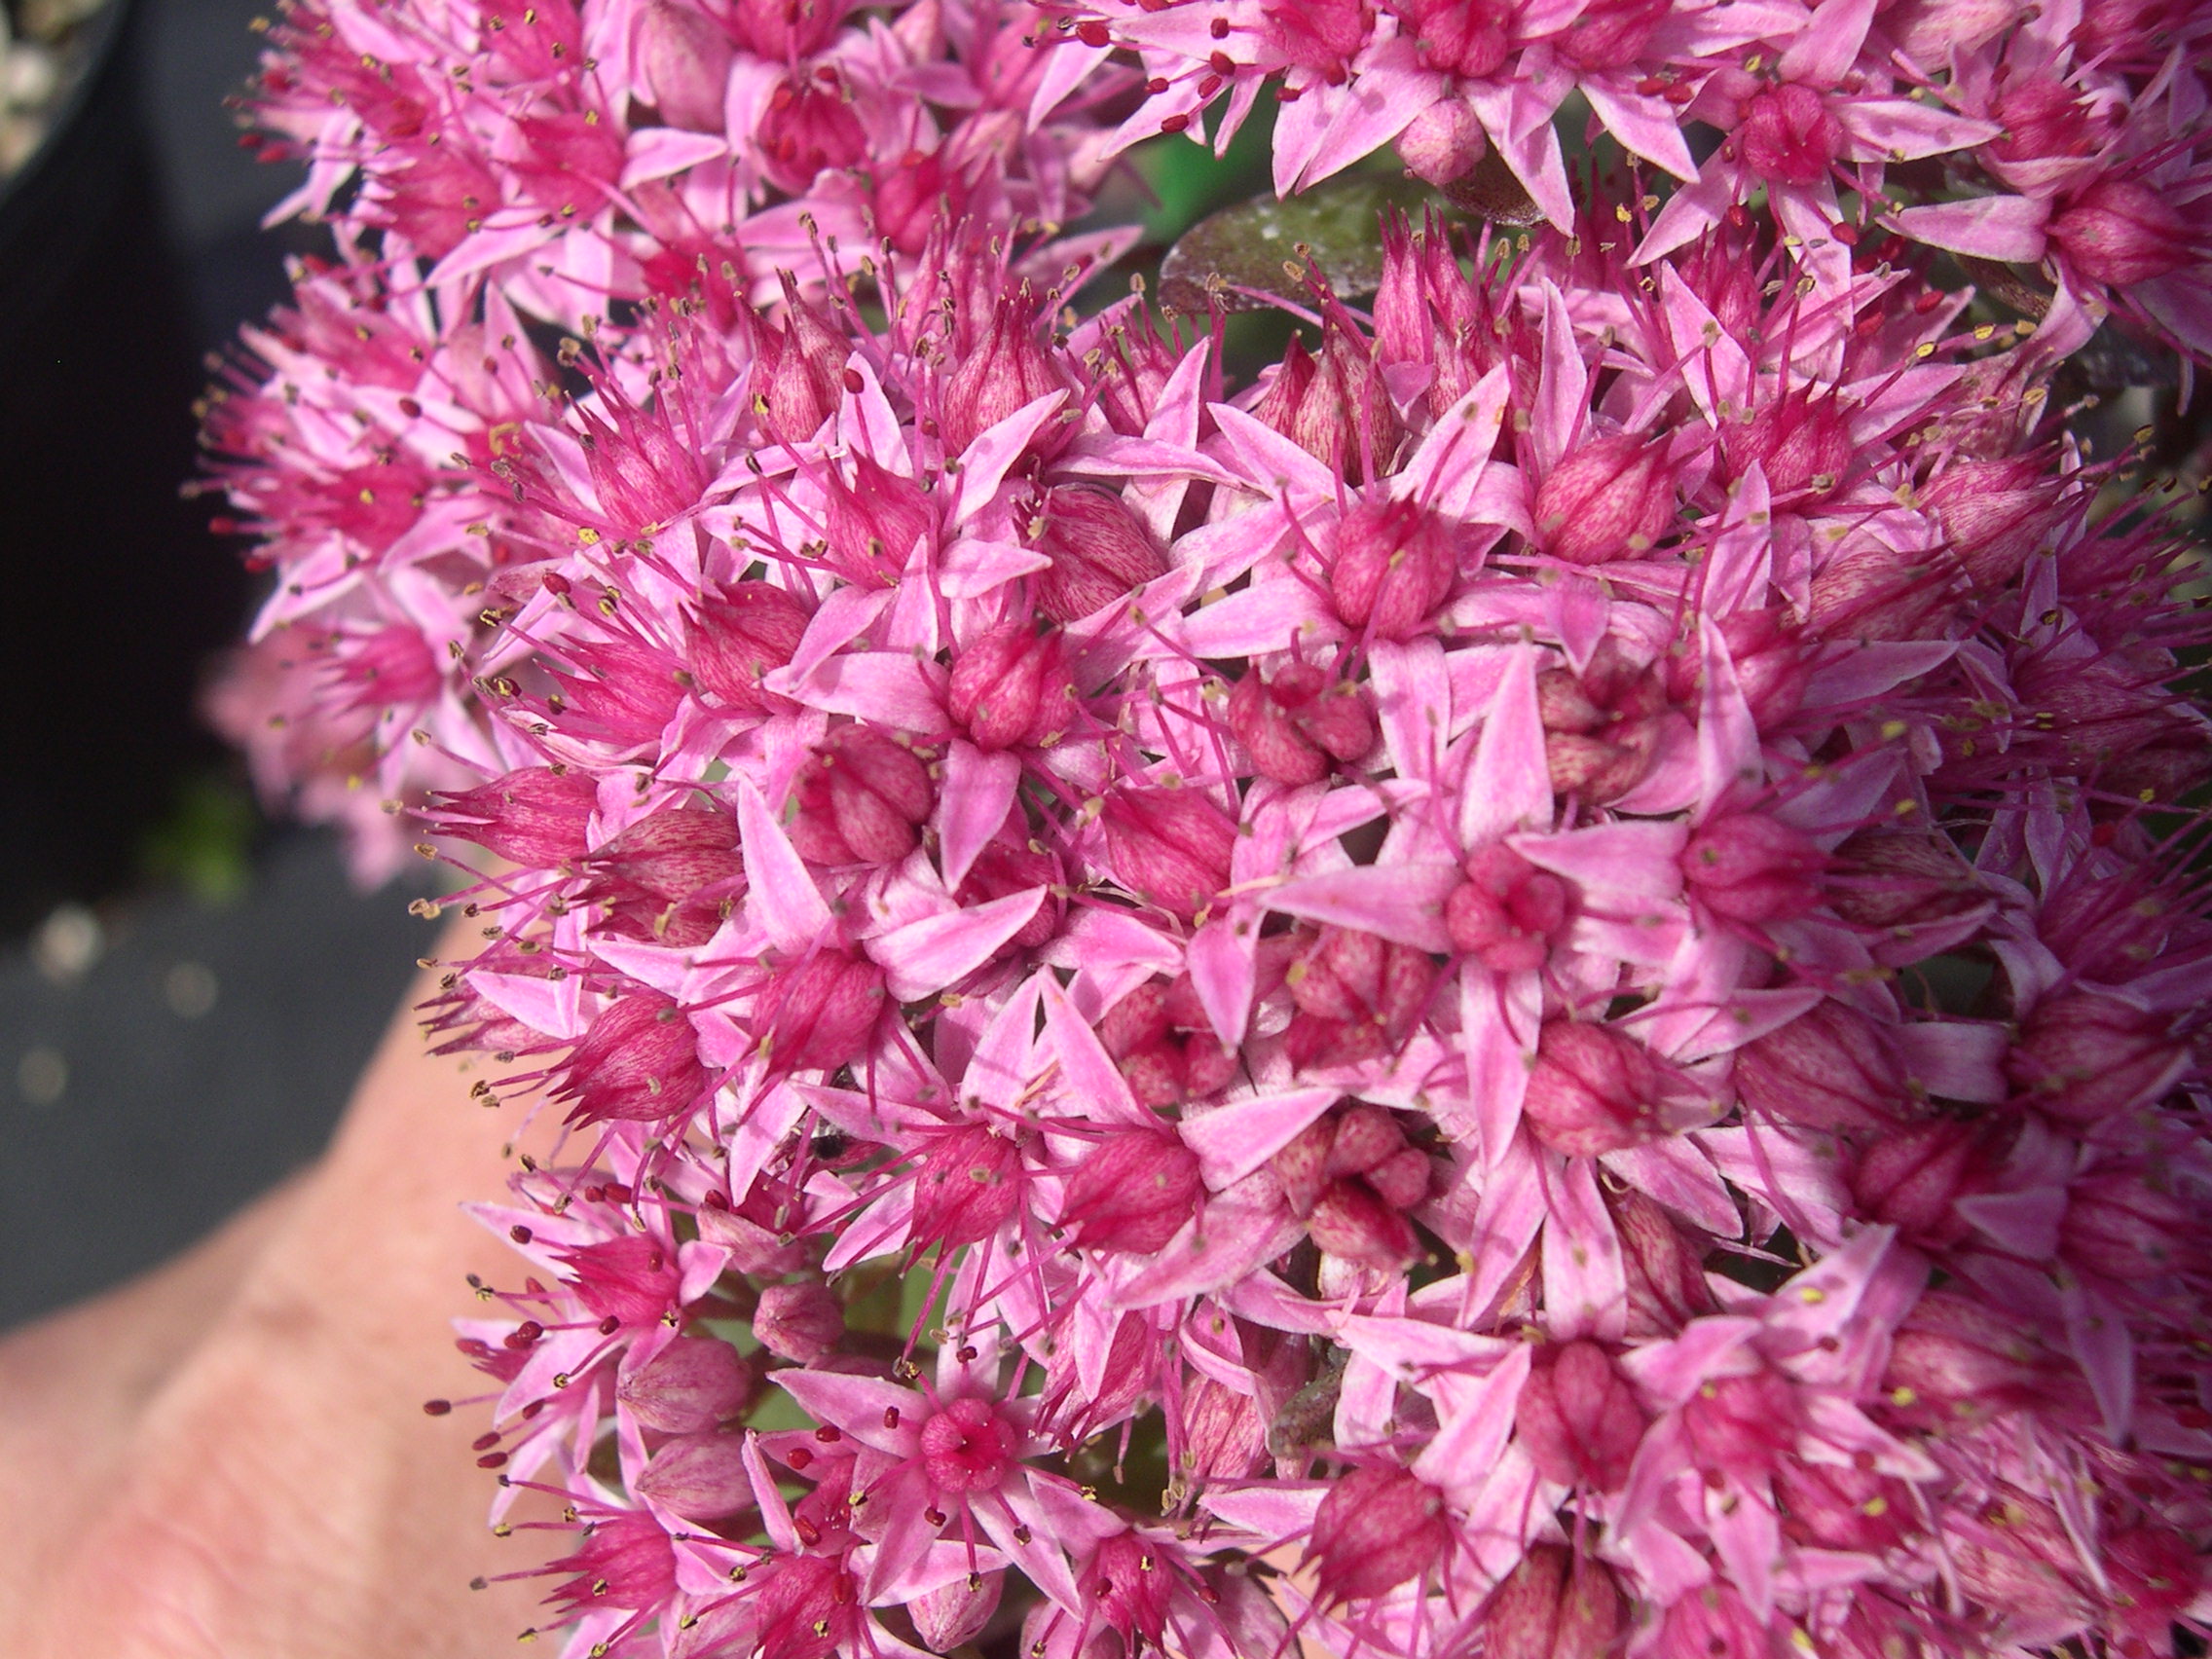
(1681, 811, 1825, 923)
(1514, 1341, 1644, 1491)
(1227, 663, 1375, 785)
(2008, 991, 2187, 1124)
(753, 1280, 845, 1363)
(685, 581, 809, 711)
(638, 1, 733, 132)
(948, 622, 1071, 751)
(1101, 789, 1236, 918)
(1531, 434, 1676, 564)
(788, 724, 935, 866)
(1739, 83, 1844, 186)
(1306, 1178, 1419, 1271)
(760, 947, 887, 1072)
(941, 284, 1072, 459)
(1031, 486, 1166, 621)
(427, 767, 599, 866)
(1284, 926, 1434, 1069)
(1058, 1129, 1205, 1254)
(1328, 497, 1459, 642)
(1521, 1019, 1660, 1158)
(635, 1430, 752, 1520)
(1478, 1545, 1626, 1659)
(1395, 98, 1487, 185)
(1733, 1001, 1907, 1129)
(2060, 1167, 2194, 1279)
(1551, 0, 1668, 68)
(1447, 843, 1573, 970)
(1305, 1465, 1449, 1604)
(2047, 177, 2196, 286)
(618, 1336, 753, 1433)
(1850, 1118, 1982, 1245)
(907, 1568, 1003, 1653)
(1923, 452, 2060, 589)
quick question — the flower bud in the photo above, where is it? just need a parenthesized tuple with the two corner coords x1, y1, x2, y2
(1514, 1342, 1645, 1491)
(618, 1336, 754, 1433)
(1305, 1465, 1450, 1604)
(957, 824, 1065, 949)
(907, 1569, 1003, 1653)
(1739, 84, 1844, 186)
(1610, 1187, 1714, 1336)
(1521, 1020, 1660, 1158)
(1101, 789, 1236, 918)
(1031, 486, 1166, 621)
(1988, 77, 2107, 170)
(1733, 1001, 1907, 1129)
(825, 454, 936, 587)
(1284, 926, 1434, 1069)
(1774, 1459, 1916, 1553)
(747, 272, 850, 439)
(1882, 1290, 2049, 1429)
(1850, 1119, 1982, 1246)
(788, 724, 935, 866)
(685, 581, 809, 710)
(912, 1125, 1023, 1248)
(1477, 1546, 1625, 1659)
(1722, 389, 1854, 501)
(1177, 1376, 1268, 1483)
(1679, 1366, 1800, 1474)
(636, 1430, 753, 1521)
(2047, 178, 2196, 286)
(1328, 497, 1459, 642)
(948, 622, 1071, 751)
(1267, 317, 1398, 483)
(941, 284, 1072, 459)
(761, 947, 887, 1071)
(2008, 991, 2188, 1124)
(556, 993, 710, 1124)
(728, 0, 847, 58)
(1550, 0, 1668, 68)
(1392, 0, 1509, 74)
(1227, 662, 1376, 785)
(1058, 1129, 1205, 1253)
(1448, 844, 1573, 970)
(753, 1279, 845, 1363)
(1530, 434, 1676, 564)
(1681, 811, 1825, 923)
(868, 146, 971, 257)
(1265, 0, 1371, 74)
(757, 68, 866, 195)
(638, 2, 733, 132)
(1923, 452, 2060, 589)
(1100, 976, 1240, 1103)
(1656, 1583, 1782, 1656)
(1306, 1178, 1420, 1270)
(2060, 1168, 2194, 1279)
(1825, 829, 1986, 937)
(428, 766, 600, 866)
(1395, 98, 1487, 186)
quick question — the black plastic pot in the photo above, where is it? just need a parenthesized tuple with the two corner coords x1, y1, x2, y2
(0, 0, 251, 936)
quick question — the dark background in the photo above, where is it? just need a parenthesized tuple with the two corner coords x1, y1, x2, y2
(0, 0, 432, 1327)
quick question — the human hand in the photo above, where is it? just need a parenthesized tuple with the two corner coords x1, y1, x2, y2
(0, 948, 556, 1658)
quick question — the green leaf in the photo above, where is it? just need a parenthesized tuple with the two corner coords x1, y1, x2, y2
(1158, 173, 1436, 314)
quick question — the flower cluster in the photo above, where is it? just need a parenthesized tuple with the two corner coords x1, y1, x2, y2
(203, 3, 2212, 1657)
(1057, 0, 2212, 356)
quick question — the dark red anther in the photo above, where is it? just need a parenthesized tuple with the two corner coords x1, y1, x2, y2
(815, 1425, 843, 1442)
(599, 1314, 622, 1335)
(511, 1225, 535, 1243)
(1161, 113, 1189, 132)
(884, 1407, 902, 1429)
(473, 1430, 503, 1452)
(424, 1399, 454, 1416)
(477, 1452, 510, 1469)
(789, 1447, 814, 1470)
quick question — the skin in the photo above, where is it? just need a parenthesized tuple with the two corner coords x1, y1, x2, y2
(0, 936, 561, 1658)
